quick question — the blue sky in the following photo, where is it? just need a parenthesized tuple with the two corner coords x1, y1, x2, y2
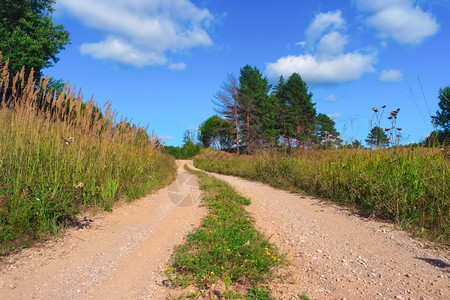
(47, 0, 450, 146)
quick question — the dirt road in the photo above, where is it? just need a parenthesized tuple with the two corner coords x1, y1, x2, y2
(0, 161, 205, 300)
(1, 160, 449, 299)
(187, 161, 450, 300)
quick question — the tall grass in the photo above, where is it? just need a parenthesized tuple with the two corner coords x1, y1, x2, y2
(194, 148, 449, 244)
(0, 55, 176, 254)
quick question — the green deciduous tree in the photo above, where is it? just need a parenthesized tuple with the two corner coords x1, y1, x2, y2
(0, 0, 70, 78)
(366, 126, 389, 149)
(198, 115, 234, 150)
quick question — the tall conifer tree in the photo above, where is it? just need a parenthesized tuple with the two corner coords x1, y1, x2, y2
(238, 65, 271, 152)
(285, 73, 316, 151)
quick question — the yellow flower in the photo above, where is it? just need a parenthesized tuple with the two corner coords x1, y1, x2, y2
(210, 271, 215, 275)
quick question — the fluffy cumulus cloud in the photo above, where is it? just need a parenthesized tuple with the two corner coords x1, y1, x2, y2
(355, 0, 439, 45)
(304, 10, 346, 50)
(57, 0, 214, 67)
(379, 69, 403, 82)
(267, 10, 376, 85)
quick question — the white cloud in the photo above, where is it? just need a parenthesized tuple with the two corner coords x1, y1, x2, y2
(266, 10, 376, 85)
(328, 112, 343, 119)
(58, 0, 214, 67)
(267, 53, 375, 85)
(169, 63, 187, 70)
(379, 69, 403, 82)
(305, 10, 346, 49)
(80, 37, 167, 67)
(355, 0, 439, 45)
(324, 95, 337, 102)
(316, 31, 348, 58)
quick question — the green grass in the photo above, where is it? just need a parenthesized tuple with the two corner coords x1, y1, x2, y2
(0, 61, 176, 254)
(194, 148, 449, 245)
(165, 165, 286, 298)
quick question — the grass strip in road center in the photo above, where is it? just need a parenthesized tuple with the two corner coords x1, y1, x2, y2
(165, 165, 287, 299)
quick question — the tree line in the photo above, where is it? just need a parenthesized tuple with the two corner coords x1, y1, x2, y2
(199, 65, 341, 154)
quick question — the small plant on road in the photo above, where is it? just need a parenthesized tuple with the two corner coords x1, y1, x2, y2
(165, 165, 286, 298)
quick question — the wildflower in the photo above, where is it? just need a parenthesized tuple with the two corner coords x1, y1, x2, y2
(36, 198, 40, 201)
(76, 196, 83, 202)
(381, 171, 384, 175)
(74, 182, 84, 189)
(373, 173, 377, 176)
(210, 271, 214, 276)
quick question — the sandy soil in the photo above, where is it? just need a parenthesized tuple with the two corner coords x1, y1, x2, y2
(0, 161, 205, 300)
(187, 161, 449, 300)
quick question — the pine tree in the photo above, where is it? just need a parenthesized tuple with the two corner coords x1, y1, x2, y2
(366, 126, 389, 149)
(238, 65, 272, 152)
(273, 75, 290, 148)
(432, 87, 450, 132)
(259, 91, 279, 146)
(285, 73, 316, 151)
(314, 113, 341, 149)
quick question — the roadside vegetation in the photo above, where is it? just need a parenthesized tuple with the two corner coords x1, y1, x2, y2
(165, 165, 286, 299)
(0, 56, 175, 254)
(194, 147, 449, 245)
(193, 65, 449, 246)
(164, 129, 201, 159)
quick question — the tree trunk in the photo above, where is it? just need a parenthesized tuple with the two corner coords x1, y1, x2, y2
(246, 109, 250, 151)
(296, 116, 301, 154)
(234, 99, 240, 155)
